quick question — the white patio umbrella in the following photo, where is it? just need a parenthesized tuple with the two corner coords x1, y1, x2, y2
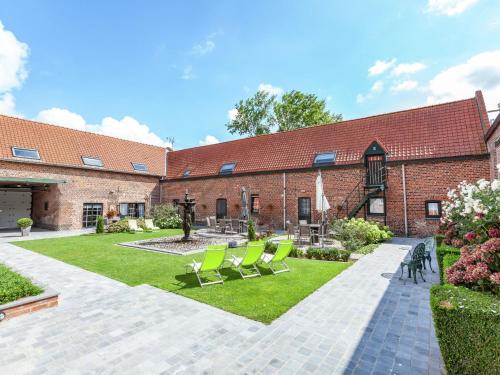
(241, 188, 249, 219)
(316, 171, 330, 247)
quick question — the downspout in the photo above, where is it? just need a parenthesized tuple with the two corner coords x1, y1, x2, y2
(402, 164, 408, 237)
(283, 172, 286, 231)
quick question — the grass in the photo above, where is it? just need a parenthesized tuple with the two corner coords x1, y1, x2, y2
(0, 263, 43, 305)
(14, 230, 351, 323)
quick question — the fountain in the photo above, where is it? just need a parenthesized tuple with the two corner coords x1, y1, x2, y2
(179, 191, 196, 241)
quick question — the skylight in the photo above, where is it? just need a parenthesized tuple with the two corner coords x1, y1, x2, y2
(82, 156, 103, 167)
(219, 162, 236, 175)
(132, 162, 148, 172)
(12, 147, 40, 160)
(183, 169, 191, 177)
(313, 152, 337, 167)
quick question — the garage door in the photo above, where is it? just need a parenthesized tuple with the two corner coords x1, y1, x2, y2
(0, 191, 32, 229)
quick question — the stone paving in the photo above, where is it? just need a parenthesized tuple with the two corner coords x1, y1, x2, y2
(0, 232, 444, 374)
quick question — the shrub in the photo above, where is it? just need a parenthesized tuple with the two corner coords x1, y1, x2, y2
(264, 241, 277, 254)
(446, 238, 500, 294)
(16, 217, 33, 228)
(151, 204, 182, 229)
(96, 215, 104, 234)
(441, 179, 500, 244)
(436, 244, 461, 284)
(435, 233, 445, 246)
(305, 247, 350, 262)
(247, 219, 256, 241)
(442, 254, 460, 283)
(354, 243, 378, 255)
(107, 219, 130, 233)
(289, 245, 301, 258)
(430, 284, 500, 375)
(0, 263, 43, 305)
(331, 218, 393, 251)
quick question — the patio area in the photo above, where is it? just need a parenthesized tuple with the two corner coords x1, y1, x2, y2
(0, 233, 443, 374)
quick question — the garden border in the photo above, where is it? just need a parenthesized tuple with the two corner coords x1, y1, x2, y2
(0, 287, 59, 321)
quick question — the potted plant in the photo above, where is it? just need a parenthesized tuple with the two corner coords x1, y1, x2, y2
(17, 217, 33, 237)
(105, 209, 118, 224)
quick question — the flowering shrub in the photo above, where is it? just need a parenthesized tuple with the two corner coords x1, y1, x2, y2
(440, 179, 500, 245)
(331, 218, 393, 251)
(151, 204, 182, 229)
(446, 238, 500, 295)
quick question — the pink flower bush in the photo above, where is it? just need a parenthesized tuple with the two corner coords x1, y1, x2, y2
(488, 227, 500, 238)
(447, 238, 500, 294)
(451, 239, 464, 248)
(464, 232, 477, 242)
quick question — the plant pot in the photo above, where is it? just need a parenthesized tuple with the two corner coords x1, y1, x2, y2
(21, 226, 31, 237)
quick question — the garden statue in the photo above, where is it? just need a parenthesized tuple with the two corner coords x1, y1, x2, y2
(179, 191, 196, 241)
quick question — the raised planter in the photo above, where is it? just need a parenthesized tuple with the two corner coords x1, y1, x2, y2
(0, 287, 59, 322)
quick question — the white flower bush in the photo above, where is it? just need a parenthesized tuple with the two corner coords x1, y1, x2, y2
(441, 179, 500, 245)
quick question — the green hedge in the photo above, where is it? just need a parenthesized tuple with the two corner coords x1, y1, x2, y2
(436, 244, 461, 284)
(442, 254, 461, 284)
(0, 263, 43, 305)
(430, 284, 500, 375)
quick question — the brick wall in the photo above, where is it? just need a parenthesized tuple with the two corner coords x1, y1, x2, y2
(161, 157, 490, 236)
(0, 161, 160, 230)
(486, 124, 500, 179)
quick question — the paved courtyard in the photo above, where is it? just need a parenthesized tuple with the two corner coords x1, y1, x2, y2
(0, 232, 443, 374)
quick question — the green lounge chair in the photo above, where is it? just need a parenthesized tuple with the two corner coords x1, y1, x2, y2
(260, 240, 294, 274)
(227, 241, 265, 279)
(186, 245, 227, 287)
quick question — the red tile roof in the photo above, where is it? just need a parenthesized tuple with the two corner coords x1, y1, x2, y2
(167, 94, 489, 179)
(0, 115, 166, 176)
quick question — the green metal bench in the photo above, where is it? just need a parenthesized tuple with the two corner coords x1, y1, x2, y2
(399, 243, 426, 284)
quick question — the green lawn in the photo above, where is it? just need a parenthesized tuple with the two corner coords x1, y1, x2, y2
(14, 230, 351, 323)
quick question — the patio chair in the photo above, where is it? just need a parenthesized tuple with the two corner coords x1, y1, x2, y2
(128, 219, 143, 232)
(399, 243, 426, 284)
(297, 225, 310, 246)
(260, 240, 294, 274)
(208, 216, 221, 233)
(227, 241, 265, 279)
(186, 245, 227, 287)
(144, 219, 160, 231)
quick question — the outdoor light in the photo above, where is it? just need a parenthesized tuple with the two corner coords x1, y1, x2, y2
(0, 311, 5, 321)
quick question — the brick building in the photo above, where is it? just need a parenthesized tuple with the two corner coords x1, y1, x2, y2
(0, 91, 498, 235)
(0, 116, 165, 230)
(163, 91, 494, 236)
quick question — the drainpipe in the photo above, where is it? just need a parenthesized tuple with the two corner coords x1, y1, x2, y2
(402, 164, 408, 237)
(283, 172, 286, 231)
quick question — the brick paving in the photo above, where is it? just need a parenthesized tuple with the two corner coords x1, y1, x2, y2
(0, 232, 444, 374)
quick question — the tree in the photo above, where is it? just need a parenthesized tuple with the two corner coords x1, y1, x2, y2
(226, 91, 276, 136)
(226, 89, 341, 136)
(274, 90, 342, 132)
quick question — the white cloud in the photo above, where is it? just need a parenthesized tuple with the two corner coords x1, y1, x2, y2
(192, 39, 215, 56)
(371, 81, 384, 93)
(34, 108, 169, 147)
(356, 94, 367, 104)
(426, 50, 500, 110)
(181, 65, 195, 80)
(392, 62, 427, 76)
(0, 92, 16, 115)
(258, 83, 284, 96)
(368, 59, 396, 76)
(426, 0, 479, 16)
(0, 21, 29, 93)
(227, 108, 238, 121)
(36, 107, 86, 130)
(391, 80, 419, 92)
(199, 135, 220, 146)
(326, 95, 333, 102)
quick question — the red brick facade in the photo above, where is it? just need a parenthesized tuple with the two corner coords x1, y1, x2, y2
(486, 117, 500, 179)
(0, 161, 160, 230)
(161, 157, 490, 236)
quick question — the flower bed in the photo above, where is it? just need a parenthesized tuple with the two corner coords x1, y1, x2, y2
(330, 218, 393, 251)
(0, 263, 43, 305)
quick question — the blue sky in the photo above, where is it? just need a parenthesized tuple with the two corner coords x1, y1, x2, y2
(0, 0, 499, 149)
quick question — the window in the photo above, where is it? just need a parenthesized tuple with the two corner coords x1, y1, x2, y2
(251, 194, 260, 213)
(82, 203, 103, 228)
(368, 197, 385, 215)
(216, 198, 227, 219)
(44, 201, 49, 211)
(119, 203, 145, 218)
(298, 197, 311, 224)
(172, 199, 180, 206)
(219, 162, 236, 175)
(131, 162, 147, 172)
(12, 147, 40, 160)
(425, 200, 442, 219)
(82, 156, 103, 167)
(183, 169, 191, 177)
(313, 152, 337, 167)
